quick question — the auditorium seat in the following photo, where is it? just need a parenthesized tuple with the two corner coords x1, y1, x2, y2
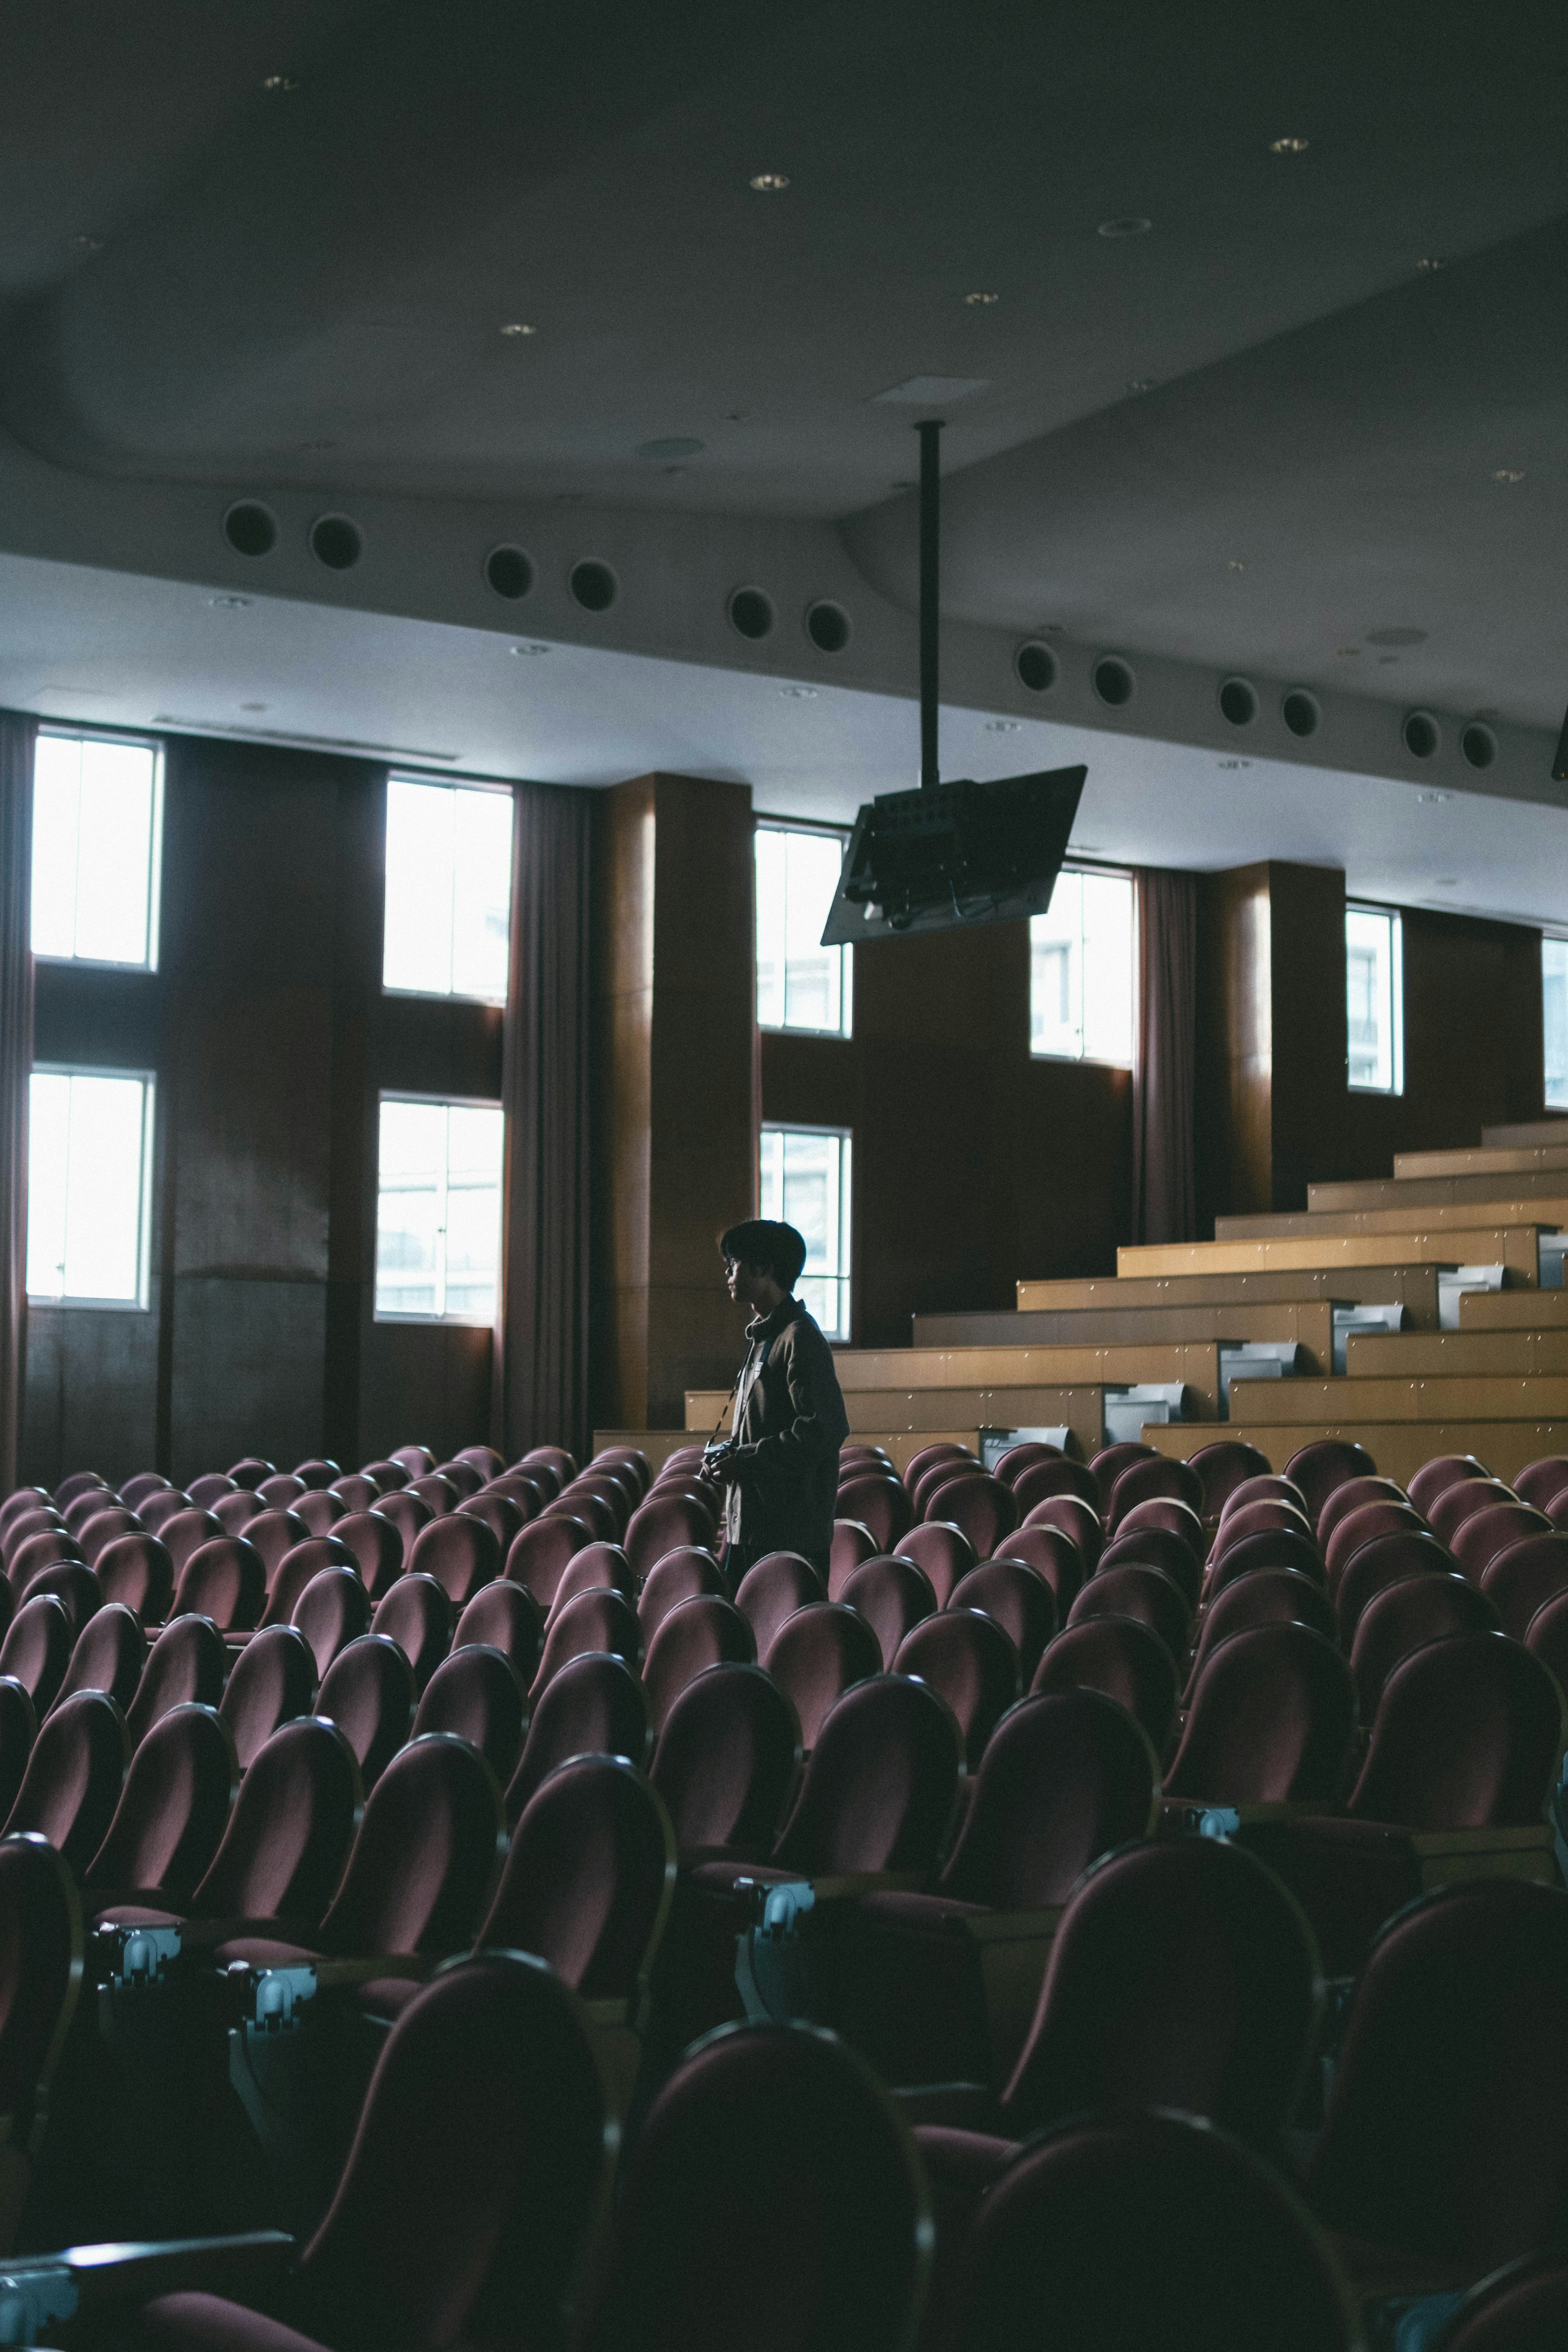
(924, 1473, 1017, 1563)
(1030, 1615, 1180, 1755)
(940, 2110, 1355, 2352)
(836, 1472, 912, 1552)
(1204, 1526, 1327, 1598)
(1011, 1456, 1100, 1517)
(992, 1440, 1065, 1486)
(1187, 1438, 1275, 1517)
(1067, 1562, 1190, 1662)
(763, 1602, 881, 1751)
(734, 1552, 826, 1656)
(76, 1506, 141, 1561)
(1324, 1498, 1435, 1586)
(452, 1579, 544, 1686)
(187, 1475, 236, 1510)
(520, 1443, 577, 1486)
(1088, 1440, 1159, 1505)
(531, 1586, 641, 1692)
(990, 1521, 1084, 1613)
(19, 1560, 102, 1630)
(1097, 1524, 1201, 1608)
(504, 1650, 651, 1825)
(389, 1444, 435, 1479)
(1020, 1488, 1103, 1570)
(0, 1682, 34, 1823)
(410, 1644, 527, 1785)
(0, 1832, 81, 2249)
(374, 1489, 434, 1566)
(1350, 1573, 1500, 1722)
(9, 1530, 83, 1598)
(838, 1555, 936, 1666)
(637, 1546, 725, 1640)
(256, 1473, 307, 1510)
(1285, 1439, 1379, 1526)
(291, 1569, 372, 1680)
(55, 1472, 110, 1511)
(96, 1532, 174, 1624)
(52, 1601, 145, 1715)
(1512, 1455, 1568, 1511)
(480, 1470, 546, 1521)
(64, 1490, 122, 1539)
(453, 1490, 524, 1555)
(169, 1537, 266, 1633)
(889, 1520, 975, 1606)
(323, 1512, 403, 1601)
(128, 1614, 228, 1746)
(0, 1595, 74, 1714)
(369, 1573, 454, 1693)
(1187, 1568, 1338, 1689)
(1217, 1497, 1316, 1556)
(315, 1636, 416, 1791)
(260, 1537, 358, 1630)
(949, 1558, 1058, 1682)
(218, 1625, 317, 1770)
(1163, 1624, 1356, 1808)
(642, 1594, 755, 1733)
(432, 1458, 483, 1500)
(829, 1517, 879, 1585)
(625, 1493, 715, 1577)
(294, 1489, 349, 1538)
(650, 1662, 801, 1860)
(1318, 1475, 1416, 1548)
(904, 1440, 975, 1494)
(1336, 1531, 1452, 1645)
(408, 1472, 458, 1519)
(83, 1704, 238, 1910)
(122, 1472, 174, 1509)
(293, 1460, 341, 1492)
(225, 1459, 274, 1492)
(892, 1609, 1021, 1769)
(546, 1540, 637, 1618)
(1107, 1453, 1203, 1529)
(1430, 1477, 1519, 1548)
(1113, 1490, 1206, 1561)
(4, 1688, 130, 1870)
(504, 1513, 592, 1606)
(1408, 1454, 1492, 1516)
(405, 1512, 501, 1607)
(241, 1508, 311, 1583)
(160, 1511, 227, 1573)
(1478, 1532, 1568, 1638)
(1452, 1503, 1555, 1583)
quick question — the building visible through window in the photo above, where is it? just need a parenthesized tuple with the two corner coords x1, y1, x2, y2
(383, 776, 514, 1002)
(1347, 904, 1404, 1093)
(755, 824, 853, 1037)
(27, 1068, 155, 1306)
(32, 731, 163, 969)
(375, 1095, 505, 1321)
(1544, 938, 1568, 1110)
(760, 1123, 851, 1341)
(1029, 869, 1136, 1065)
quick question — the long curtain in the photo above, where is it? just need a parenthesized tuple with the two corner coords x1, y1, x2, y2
(0, 713, 35, 1493)
(1131, 866, 1197, 1245)
(494, 780, 593, 1463)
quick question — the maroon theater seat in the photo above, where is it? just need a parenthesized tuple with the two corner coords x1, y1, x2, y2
(329, 1474, 381, 1516)
(768, 1673, 960, 1880)
(4, 1688, 130, 1871)
(63, 1490, 120, 1540)
(941, 2110, 1354, 2352)
(1205, 1526, 1328, 1599)
(1115, 1491, 1206, 1556)
(520, 1443, 577, 1485)
(925, 1475, 1017, 1561)
(329, 1512, 407, 1603)
(292, 1568, 373, 1679)
(1429, 1476, 1519, 1548)
(1020, 1488, 1104, 1571)
(454, 1490, 525, 1556)
(51, 1600, 145, 1715)
(549, 1485, 621, 1544)
(211, 1490, 265, 1536)
(294, 1488, 350, 1538)
(370, 1573, 454, 1694)
(839, 1555, 937, 1667)
(94, 1532, 175, 1625)
(407, 1512, 502, 1606)
(255, 1474, 306, 1511)
(122, 1473, 174, 1510)
(544, 1541, 636, 1621)
(1164, 1624, 1356, 1807)
(261, 1537, 358, 1630)
(454, 1443, 506, 1482)
(75, 1507, 142, 1563)
(637, 1547, 725, 1642)
(432, 1459, 483, 1500)
(734, 1553, 826, 1657)
(8, 1530, 83, 1597)
(390, 1444, 437, 1479)
(1336, 1530, 1454, 1644)
(18, 1560, 102, 1630)
(1107, 1454, 1203, 1531)
(991, 1523, 1084, 1615)
(482, 1471, 545, 1520)
(1216, 1497, 1316, 1556)
(889, 1521, 975, 1608)
(1088, 1441, 1160, 1507)
(453, 1580, 544, 1688)
(1318, 1475, 1416, 1548)
(159, 1510, 226, 1574)
(177, 1715, 362, 1932)
(505, 1651, 651, 1826)
(292, 1459, 342, 1492)
(1479, 1531, 1568, 1638)
(643, 1595, 755, 1733)
(187, 1474, 236, 1510)
(1525, 1585, 1568, 1695)
(1186, 1569, 1337, 1688)
(375, 1489, 434, 1567)
(836, 1474, 912, 1552)
(1428, 2251, 1568, 2350)
(1348, 1632, 1562, 1829)
(651, 1663, 801, 1860)
(1452, 1503, 1555, 1584)
(127, 1613, 228, 1746)
(83, 1702, 238, 1909)
(504, 1513, 592, 1607)
(1350, 1574, 1499, 1723)
(170, 1536, 266, 1633)
(0, 1680, 36, 1823)
(0, 1595, 74, 1715)
(532, 1586, 641, 1695)
(891, 1608, 1021, 1769)
(359, 1458, 409, 1492)
(1512, 1455, 1568, 1510)
(218, 1626, 316, 1771)
(315, 1636, 416, 1793)
(1030, 1615, 1180, 1757)
(764, 1601, 882, 1751)
(1068, 1562, 1190, 1661)
(829, 1517, 879, 1586)
(0, 1488, 53, 1533)
(1098, 1526, 1202, 1610)
(949, 1559, 1058, 1682)
(412, 1644, 528, 1786)
(992, 1441, 1065, 1487)
(1408, 1453, 1492, 1517)
(1011, 1457, 1100, 1521)
(592, 1446, 650, 1495)
(225, 1459, 274, 1492)
(904, 1440, 975, 1492)
(1286, 1439, 1380, 1527)
(241, 1509, 311, 1583)
(55, 1472, 111, 1511)
(625, 1492, 715, 1577)
(408, 1473, 458, 1518)
(0, 1833, 82, 2167)
(1187, 1439, 1276, 1518)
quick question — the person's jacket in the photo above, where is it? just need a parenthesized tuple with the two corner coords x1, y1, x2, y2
(722, 1296, 849, 1567)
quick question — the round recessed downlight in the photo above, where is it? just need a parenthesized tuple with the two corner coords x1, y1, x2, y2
(1281, 688, 1320, 738)
(209, 595, 252, 611)
(262, 74, 299, 91)
(1492, 468, 1526, 484)
(1098, 217, 1152, 238)
(499, 322, 537, 338)
(1015, 641, 1058, 694)
(637, 437, 705, 461)
(309, 514, 362, 570)
(510, 643, 550, 657)
(805, 600, 850, 654)
(1461, 722, 1497, 771)
(1219, 677, 1258, 727)
(749, 173, 790, 192)
(484, 546, 535, 600)
(1270, 135, 1310, 152)
(569, 559, 617, 613)
(1092, 655, 1135, 706)
(1127, 377, 1156, 394)
(779, 685, 817, 699)
(985, 719, 1021, 733)
(728, 587, 775, 641)
(1403, 710, 1441, 759)
(222, 500, 278, 558)
(963, 291, 1000, 305)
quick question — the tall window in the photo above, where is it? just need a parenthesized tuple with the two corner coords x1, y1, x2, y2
(1347, 904, 1404, 1093)
(756, 824, 853, 1037)
(1545, 938, 1568, 1110)
(383, 777, 514, 1003)
(375, 1096, 505, 1322)
(760, 1124, 852, 1341)
(1029, 868, 1136, 1064)
(32, 731, 163, 969)
(27, 1068, 154, 1307)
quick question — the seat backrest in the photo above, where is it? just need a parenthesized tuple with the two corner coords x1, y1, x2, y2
(637, 1547, 725, 1642)
(4, 1688, 130, 1870)
(1214, 1498, 1315, 1558)
(940, 1688, 1158, 1909)
(1317, 1475, 1413, 1548)
(531, 1586, 641, 1695)
(332, 1474, 385, 1516)
(188, 1472, 237, 1510)
(651, 1662, 800, 1859)
(835, 1474, 912, 1554)
(18, 1559, 102, 1630)
(924, 1474, 1018, 1561)
(1216, 1471, 1309, 1521)
(95, 1531, 175, 1624)
(839, 1555, 937, 1667)
(1186, 1440, 1276, 1518)
(225, 1458, 274, 1492)
(292, 1566, 373, 1679)
(294, 1459, 343, 1491)
(1107, 1454, 1203, 1531)
(993, 1441, 1065, 1488)
(505, 1651, 651, 1826)
(330, 1510, 406, 1601)
(218, 1622, 318, 1770)
(1335, 1529, 1452, 1645)
(903, 1441, 973, 1493)
(294, 1488, 349, 1539)
(1098, 1525, 1201, 1609)
(170, 1535, 266, 1632)
(1284, 1439, 1379, 1528)
(432, 1458, 483, 1498)
(1321, 1499, 1425, 1585)
(195, 1714, 362, 1924)
(370, 1572, 455, 1693)
(1479, 1530, 1568, 1639)
(120, 1617, 221, 1751)
(1350, 1572, 1499, 1723)
(1351, 1630, 1565, 1829)
(376, 1489, 435, 1566)
(0, 1680, 36, 1824)
(256, 1474, 307, 1511)
(0, 1595, 74, 1714)
(572, 2019, 929, 2352)
(5, 1528, 78, 1599)
(321, 1731, 506, 1957)
(1452, 1502, 1556, 1584)
(734, 1553, 826, 1657)
(408, 1512, 503, 1606)
(85, 1701, 238, 1899)
(76, 1506, 141, 1564)
(0, 1833, 83, 2134)
(480, 1753, 675, 2000)
(891, 1607, 1021, 1769)
(1004, 1835, 1321, 2145)
(242, 1508, 311, 1579)
(545, 1542, 636, 1621)
(1310, 1880, 1568, 2279)
(412, 1644, 528, 1786)
(945, 2109, 1353, 2352)
(455, 1492, 525, 1560)
(947, 1558, 1058, 1683)
(1030, 1615, 1180, 1757)
(642, 1595, 755, 1734)
(989, 1523, 1085, 1617)
(52, 1600, 146, 1715)
(298, 1951, 615, 2352)
(453, 1579, 544, 1686)
(1012, 1457, 1101, 1521)
(764, 1602, 882, 1751)
(316, 1633, 417, 1791)
(160, 1508, 227, 1572)
(1087, 1442, 1158, 1508)
(1164, 1624, 1357, 1806)
(1188, 1569, 1338, 1686)
(1068, 1563, 1190, 1660)
(1429, 1476, 1519, 1548)
(1407, 1453, 1492, 1517)
(504, 1513, 592, 1606)
(624, 1492, 716, 1578)
(259, 1536, 357, 1629)
(1514, 1456, 1568, 1510)
(1204, 1528, 1327, 1600)
(887, 1521, 975, 1608)
(775, 1672, 961, 1877)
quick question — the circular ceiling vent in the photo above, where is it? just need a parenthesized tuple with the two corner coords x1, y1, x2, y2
(309, 514, 362, 570)
(484, 545, 535, 600)
(569, 559, 617, 613)
(222, 500, 277, 558)
(1218, 677, 1258, 727)
(805, 600, 850, 654)
(1461, 721, 1497, 771)
(1092, 655, 1134, 707)
(728, 586, 775, 641)
(1403, 710, 1441, 759)
(1015, 641, 1058, 693)
(1281, 687, 1320, 738)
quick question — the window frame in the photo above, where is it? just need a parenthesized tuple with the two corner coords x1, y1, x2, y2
(27, 1061, 157, 1312)
(372, 1087, 506, 1327)
(1345, 901, 1405, 1096)
(32, 726, 165, 974)
(754, 817, 855, 1041)
(1028, 860, 1138, 1070)
(758, 1118, 854, 1344)
(380, 769, 516, 1008)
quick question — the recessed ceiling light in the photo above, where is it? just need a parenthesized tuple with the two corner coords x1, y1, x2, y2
(1417, 256, 1448, 272)
(1227, 559, 1246, 572)
(984, 719, 1021, 732)
(1269, 136, 1310, 153)
(1492, 468, 1526, 483)
(73, 234, 105, 252)
(1098, 217, 1152, 238)
(779, 685, 817, 699)
(500, 322, 537, 337)
(749, 173, 790, 192)
(262, 74, 299, 91)
(1126, 377, 1156, 393)
(208, 595, 251, 610)
(963, 291, 1000, 305)
(1217, 758, 1253, 770)
(1417, 791, 1451, 804)
(510, 643, 550, 657)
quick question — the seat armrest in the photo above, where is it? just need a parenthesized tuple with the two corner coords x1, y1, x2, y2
(0, 2232, 294, 2341)
(891, 2082, 1003, 2131)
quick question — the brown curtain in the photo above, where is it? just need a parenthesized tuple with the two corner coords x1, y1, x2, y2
(1132, 866, 1197, 1245)
(0, 713, 35, 1492)
(493, 780, 592, 1463)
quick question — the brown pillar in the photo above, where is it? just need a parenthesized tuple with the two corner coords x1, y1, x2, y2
(593, 773, 757, 1430)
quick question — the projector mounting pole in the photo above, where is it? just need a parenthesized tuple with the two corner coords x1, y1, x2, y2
(918, 419, 943, 791)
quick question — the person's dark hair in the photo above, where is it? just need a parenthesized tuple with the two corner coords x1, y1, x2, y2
(719, 1219, 807, 1292)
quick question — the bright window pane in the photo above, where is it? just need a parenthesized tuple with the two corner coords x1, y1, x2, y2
(1545, 939, 1568, 1110)
(383, 777, 513, 1002)
(27, 1069, 152, 1305)
(1030, 869, 1134, 1064)
(375, 1095, 504, 1321)
(31, 732, 161, 967)
(759, 1124, 851, 1340)
(1347, 906, 1404, 1093)
(755, 826, 852, 1037)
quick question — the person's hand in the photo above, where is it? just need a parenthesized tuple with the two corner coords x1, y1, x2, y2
(703, 1443, 740, 1486)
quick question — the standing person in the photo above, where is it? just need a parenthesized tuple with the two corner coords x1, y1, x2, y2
(706, 1218, 849, 1587)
